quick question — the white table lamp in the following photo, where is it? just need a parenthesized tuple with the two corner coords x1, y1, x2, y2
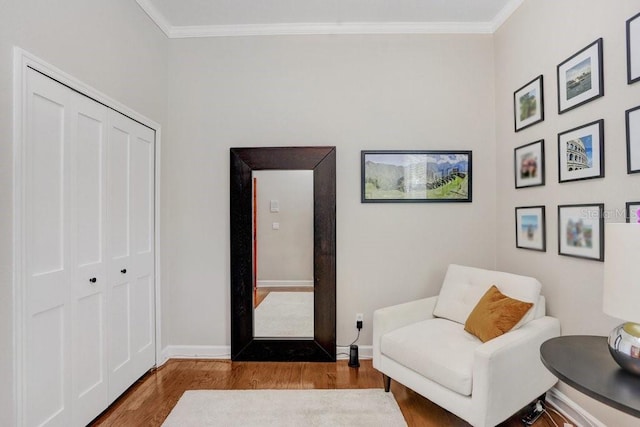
(603, 223, 640, 375)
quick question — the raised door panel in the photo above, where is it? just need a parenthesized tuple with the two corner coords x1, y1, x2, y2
(107, 111, 155, 402)
(69, 94, 109, 426)
(25, 69, 71, 427)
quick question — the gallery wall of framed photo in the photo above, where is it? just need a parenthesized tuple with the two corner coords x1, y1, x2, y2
(508, 10, 640, 263)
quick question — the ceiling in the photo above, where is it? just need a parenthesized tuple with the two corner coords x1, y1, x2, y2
(136, 0, 524, 38)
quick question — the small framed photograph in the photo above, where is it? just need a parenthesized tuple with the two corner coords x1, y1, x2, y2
(515, 206, 546, 252)
(558, 119, 604, 183)
(514, 140, 545, 188)
(558, 203, 604, 261)
(361, 150, 472, 203)
(514, 75, 544, 132)
(626, 201, 640, 223)
(626, 105, 640, 174)
(628, 12, 640, 84)
(557, 38, 604, 114)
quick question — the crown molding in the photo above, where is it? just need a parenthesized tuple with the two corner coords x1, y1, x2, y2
(169, 21, 494, 38)
(491, 0, 525, 32)
(137, 0, 525, 38)
(136, 0, 172, 37)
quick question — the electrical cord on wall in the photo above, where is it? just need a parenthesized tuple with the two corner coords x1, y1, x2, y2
(336, 329, 360, 348)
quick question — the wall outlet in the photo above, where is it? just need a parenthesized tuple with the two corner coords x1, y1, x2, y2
(356, 313, 363, 329)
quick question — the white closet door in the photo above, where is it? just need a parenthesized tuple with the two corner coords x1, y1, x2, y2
(69, 94, 109, 426)
(107, 110, 155, 402)
(25, 68, 73, 427)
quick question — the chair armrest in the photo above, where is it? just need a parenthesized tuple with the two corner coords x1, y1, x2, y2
(373, 296, 438, 365)
(471, 316, 561, 427)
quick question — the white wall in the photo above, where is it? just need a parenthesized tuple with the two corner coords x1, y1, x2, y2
(0, 1, 168, 425)
(494, 1, 640, 425)
(164, 34, 497, 348)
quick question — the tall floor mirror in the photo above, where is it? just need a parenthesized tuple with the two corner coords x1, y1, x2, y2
(230, 146, 336, 361)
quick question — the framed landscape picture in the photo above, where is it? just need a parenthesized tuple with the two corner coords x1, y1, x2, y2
(557, 38, 604, 114)
(558, 119, 604, 183)
(626, 201, 640, 223)
(514, 140, 545, 188)
(361, 150, 472, 203)
(626, 104, 640, 174)
(514, 75, 544, 132)
(515, 206, 546, 252)
(558, 203, 604, 261)
(628, 12, 640, 84)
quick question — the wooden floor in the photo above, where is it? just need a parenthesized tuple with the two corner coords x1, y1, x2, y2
(255, 287, 313, 307)
(91, 359, 569, 426)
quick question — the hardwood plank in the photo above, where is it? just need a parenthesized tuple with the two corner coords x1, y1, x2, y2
(90, 359, 569, 426)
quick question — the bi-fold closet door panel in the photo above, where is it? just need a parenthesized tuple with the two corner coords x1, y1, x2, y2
(106, 110, 156, 403)
(23, 68, 155, 427)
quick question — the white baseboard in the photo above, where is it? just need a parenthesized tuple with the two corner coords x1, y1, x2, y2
(162, 345, 371, 362)
(161, 345, 231, 363)
(257, 280, 314, 288)
(546, 387, 606, 427)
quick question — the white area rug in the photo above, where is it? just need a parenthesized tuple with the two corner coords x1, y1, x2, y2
(162, 389, 407, 427)
(254, 291, 314, 337)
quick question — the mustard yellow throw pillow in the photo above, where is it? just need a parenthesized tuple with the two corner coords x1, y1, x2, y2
(464, 285, 533, 342)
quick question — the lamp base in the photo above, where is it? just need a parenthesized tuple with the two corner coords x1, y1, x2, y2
(608, 322, 640, 375)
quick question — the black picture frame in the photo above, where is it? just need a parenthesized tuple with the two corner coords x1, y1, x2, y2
(515, 206, 546, 252)
(626, 201, 640, 223)
(557, 38, 604, 114)
(626, 104, 640, 174)
(627, 12, 640, 84)
(361, 150, 472, 203)
(557, 119, 604, 183)
(514, 139, 545, 188)
(514, 75, 544, 132)
(557, 203, 604, 261)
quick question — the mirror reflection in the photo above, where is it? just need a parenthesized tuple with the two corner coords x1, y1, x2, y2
(252, 170, 314, 338)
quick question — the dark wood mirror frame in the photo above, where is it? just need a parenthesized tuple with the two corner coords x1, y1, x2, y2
(230, 146, 336, 361)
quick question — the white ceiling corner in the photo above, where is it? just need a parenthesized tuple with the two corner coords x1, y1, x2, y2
(136, 0, 525, 38)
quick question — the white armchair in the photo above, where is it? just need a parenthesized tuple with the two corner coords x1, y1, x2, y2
(373, 264, 561, 427)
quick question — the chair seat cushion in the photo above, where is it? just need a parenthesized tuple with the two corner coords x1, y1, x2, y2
(380, 318, 481, 396)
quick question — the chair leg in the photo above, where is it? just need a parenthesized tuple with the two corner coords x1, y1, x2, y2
(383, 374, 391, 392)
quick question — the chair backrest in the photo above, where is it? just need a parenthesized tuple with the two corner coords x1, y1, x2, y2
(432, 264, 542, 327)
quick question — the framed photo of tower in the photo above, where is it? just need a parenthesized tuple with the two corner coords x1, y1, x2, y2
(514, 75, 544, 132)
(557, 38, 604, 114)
(558, 203, 604, 261)
(558, 119, 604, 183)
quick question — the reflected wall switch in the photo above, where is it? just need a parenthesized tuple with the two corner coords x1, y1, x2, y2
(272, 222, 280, 230)
(270, 200, 280, 212)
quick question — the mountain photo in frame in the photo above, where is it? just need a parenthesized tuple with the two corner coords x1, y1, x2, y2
(361, 150, 472, 203)
(514, 75, 544, 132)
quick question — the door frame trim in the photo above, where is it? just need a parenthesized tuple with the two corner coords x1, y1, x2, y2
(12, 48, 163, 425)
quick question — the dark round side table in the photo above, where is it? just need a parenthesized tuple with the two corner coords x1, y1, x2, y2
(540, 335, 640, 418)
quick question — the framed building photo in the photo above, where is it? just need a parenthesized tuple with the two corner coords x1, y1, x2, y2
(361, 150, 472, 203)
(626, 201, 640, 223)
(514, 139, 545, 188)
(515, 206, 546, 252)
(557, 203, 604, 261)
(628, 12, 640, 84)
(558, 119, 604, 183)
(557, 38, 604, 114)
(626, 104, 640, 174)
(514, 75, 544, 132)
